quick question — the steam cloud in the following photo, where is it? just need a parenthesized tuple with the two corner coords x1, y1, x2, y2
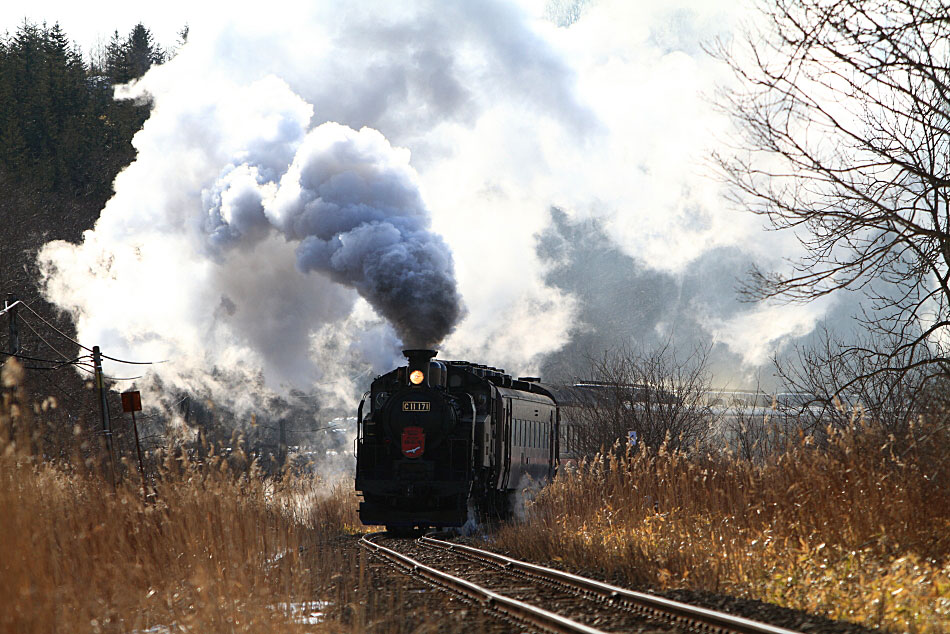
(33, 0, 847, 415)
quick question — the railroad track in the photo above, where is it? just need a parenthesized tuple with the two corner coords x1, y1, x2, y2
(361, 532, 804, 634)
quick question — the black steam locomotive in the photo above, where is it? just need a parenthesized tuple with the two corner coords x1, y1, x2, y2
(355, 349, 577, 531)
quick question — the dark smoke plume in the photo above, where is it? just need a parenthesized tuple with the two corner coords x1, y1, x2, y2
(294, 219, 464, 348)
(203, 122, 464, 348)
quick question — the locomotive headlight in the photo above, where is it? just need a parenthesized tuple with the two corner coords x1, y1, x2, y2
(409, 370, 425, 385)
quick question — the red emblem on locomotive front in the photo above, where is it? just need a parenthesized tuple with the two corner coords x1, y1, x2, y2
(401, 426, 425, 458)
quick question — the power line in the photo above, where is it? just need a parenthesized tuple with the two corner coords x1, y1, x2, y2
(99, 351, 166, 366)
(16, 300, 165, 366)
(259, 424, 341, 433)
(72, 362, 96, 377)
(17, 313, 74, 361)
(0, 349, 85, 366)
(21, 361, 88, 371)
(17, 301, 93, 352)
(0, 349, 90, 373)
(73, 361, 142, 381)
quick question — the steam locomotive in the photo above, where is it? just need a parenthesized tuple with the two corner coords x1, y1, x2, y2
(355, 349, 577, 531)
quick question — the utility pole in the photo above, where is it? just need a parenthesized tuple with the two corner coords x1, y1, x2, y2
(5, 293, 19, 354)
(2, 294, 20, 447)
(122, 390, 147, 505)
(93, 346, 117, 489)
(278, 418, 287, 473)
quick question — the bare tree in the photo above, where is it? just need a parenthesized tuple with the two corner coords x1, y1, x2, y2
(568, 342, 715, 456)
(774, 326, 930, 437)
(712, 0, 950, 385)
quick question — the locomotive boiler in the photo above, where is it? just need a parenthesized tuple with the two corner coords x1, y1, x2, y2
(355, 349, 573, 532)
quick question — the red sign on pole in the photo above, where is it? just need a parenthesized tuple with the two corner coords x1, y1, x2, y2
(121, 391, 142, 413)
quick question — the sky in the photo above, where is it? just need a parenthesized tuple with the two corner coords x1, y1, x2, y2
(2, 2, 191, 54)
(2, 0, 850, 413)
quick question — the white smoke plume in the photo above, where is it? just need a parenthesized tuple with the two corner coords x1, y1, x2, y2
(37, 0, 831, 413)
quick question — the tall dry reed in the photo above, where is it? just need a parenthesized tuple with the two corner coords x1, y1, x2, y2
(0, 358, 364, 633)
(496, 421, 950, 633)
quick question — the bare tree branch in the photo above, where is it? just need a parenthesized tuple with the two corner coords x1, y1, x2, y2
(710, 0, 950, 381)
(568, 342, 716, 456)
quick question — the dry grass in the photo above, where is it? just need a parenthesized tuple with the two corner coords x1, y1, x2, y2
(0, 358, 370, 633)
(496, 420, 950, 633)
(11, 350, 950, 633)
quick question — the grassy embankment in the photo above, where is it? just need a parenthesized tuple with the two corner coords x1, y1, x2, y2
(496, 417, 950, 632)
(0, 358, 383, 633)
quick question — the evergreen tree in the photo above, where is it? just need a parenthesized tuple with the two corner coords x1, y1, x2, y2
(42, 23, 88, 190)
(6, 21, 52, 186)
(125, 23, 164, 79)
(170, 23, 189, 58)
(104, 29, 126, 83)
(0, 20, 163, 196)
(106, 24, 164, 84)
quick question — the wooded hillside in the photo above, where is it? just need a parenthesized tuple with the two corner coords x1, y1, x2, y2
(0, 20, 167, 457)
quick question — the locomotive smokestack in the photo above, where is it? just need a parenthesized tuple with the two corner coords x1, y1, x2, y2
(404, 349, 437, 388)
(404, 349, 437, 363)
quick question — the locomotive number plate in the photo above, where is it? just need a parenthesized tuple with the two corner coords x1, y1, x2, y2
(402, 401, 430, 412)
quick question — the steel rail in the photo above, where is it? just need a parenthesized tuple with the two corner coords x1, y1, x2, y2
(420, 536, 803, 634)
(360, 533, 608, 634)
